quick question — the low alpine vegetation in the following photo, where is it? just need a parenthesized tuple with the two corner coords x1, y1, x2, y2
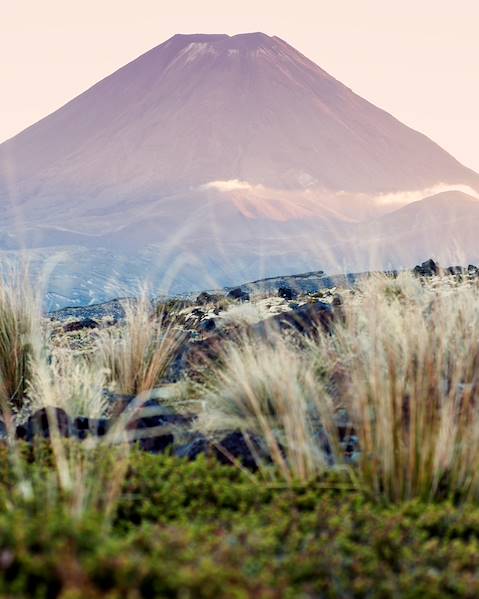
(1, 262, 479, 595)
(96, 293, 184, 396)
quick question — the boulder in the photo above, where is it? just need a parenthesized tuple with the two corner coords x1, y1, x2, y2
(413, 259, 439, 277)
(196, 291, 223, 305)
(227, 288, 250, 302)
(17, 407, 71, 441)
(186, 332, 230, 372)
(134, 429, 174, 452)
(126, 404, 191, 453)
(277, 286, 297, 300)
(214, 431, 265, 470)
(105, 392, 136, 417)
(446, 265, 464, 276)
(199, 318, 216, 333)
(73, 417, 110, 439)
(174, 434, 210, 460)
(174, 431, 265, 469)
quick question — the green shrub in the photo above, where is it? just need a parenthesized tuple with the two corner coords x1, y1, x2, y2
(2, 450, 479, 597)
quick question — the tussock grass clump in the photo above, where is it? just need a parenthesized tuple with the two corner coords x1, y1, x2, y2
(197, 273, 479, 501)
(198, 334, 338, 482)
(325, 273, 479, 501)
(96, 294, 184, 396)
(0, 274, 39, 413)
(29, 347, 110, 419)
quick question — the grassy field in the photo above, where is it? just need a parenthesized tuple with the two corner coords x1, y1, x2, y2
(1, 267, 479, 596)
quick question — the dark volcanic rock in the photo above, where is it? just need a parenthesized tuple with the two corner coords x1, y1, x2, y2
(413, 260, 479, 279)
(199, 318, 217, 333)
(133, 429, 174, 453)
(251, 301, 336, 337)
(280, 300, 336, 334)
(227, 288, 250, 302)
(63, 318, 99, 333)
(73, 417, 110, 439)
(413, 259, 439, 277)
(175, 434, 210, 460)
(446, 265, 465, 276)
(49, 299, 126, 322)
(17, 407, 71, 441)
(277, 286, 297, 300)
(214, 431, 266, 470)
(175, 431, 267, 470)
(127, 405, 192, 429)
(196, 291, 223, 305)
(186, 333, 229, 372)
(196, 291, 213, 305)
(126, 405, 191, 453)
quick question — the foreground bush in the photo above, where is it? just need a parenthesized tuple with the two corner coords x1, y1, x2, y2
(326, 274, 479, 502)
(2, 450, 479, 597)
(198, 334, 337, 483)
(0, 274, 39, 412)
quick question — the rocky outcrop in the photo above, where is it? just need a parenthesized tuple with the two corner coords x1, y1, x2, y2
(185, 299, 341, 374)
(277, 286, 297, 301)
(63, 318, 99, 333)
(227, 288, 250, 302)
(413, 259, 440, 277)
(413, 259, 479, 279)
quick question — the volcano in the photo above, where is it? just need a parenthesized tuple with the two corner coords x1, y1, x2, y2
(0, 33, 478, 307)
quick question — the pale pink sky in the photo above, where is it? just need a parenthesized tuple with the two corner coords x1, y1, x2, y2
(2, 0, 478, 171)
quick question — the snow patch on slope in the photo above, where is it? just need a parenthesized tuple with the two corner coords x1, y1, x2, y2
(181, 42, 218, 63)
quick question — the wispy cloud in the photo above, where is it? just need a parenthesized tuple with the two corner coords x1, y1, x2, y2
(200, 179, 257, 192)
(372, 183, 479, 207)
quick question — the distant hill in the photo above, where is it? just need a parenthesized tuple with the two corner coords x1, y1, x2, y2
(339, 191, 479, 269)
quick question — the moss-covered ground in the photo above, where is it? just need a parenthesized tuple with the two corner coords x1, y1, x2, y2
(2, 448, 479, 598)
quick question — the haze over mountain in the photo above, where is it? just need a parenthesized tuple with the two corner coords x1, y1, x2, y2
(0, 32, 478, 308)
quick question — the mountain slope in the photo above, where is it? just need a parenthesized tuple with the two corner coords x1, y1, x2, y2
(1, 32, 478, 228)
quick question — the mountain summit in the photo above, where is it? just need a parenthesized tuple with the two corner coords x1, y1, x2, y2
(0, 33, 478, 307)
(1, 33, 478, 203)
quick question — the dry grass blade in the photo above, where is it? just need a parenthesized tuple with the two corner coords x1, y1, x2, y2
(325, 273, 479, 502)
(28, 346, 110, 419)
(96, 294, 184, 397)
(0, 272, 40, 416)
(198, 333, 338, 483)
